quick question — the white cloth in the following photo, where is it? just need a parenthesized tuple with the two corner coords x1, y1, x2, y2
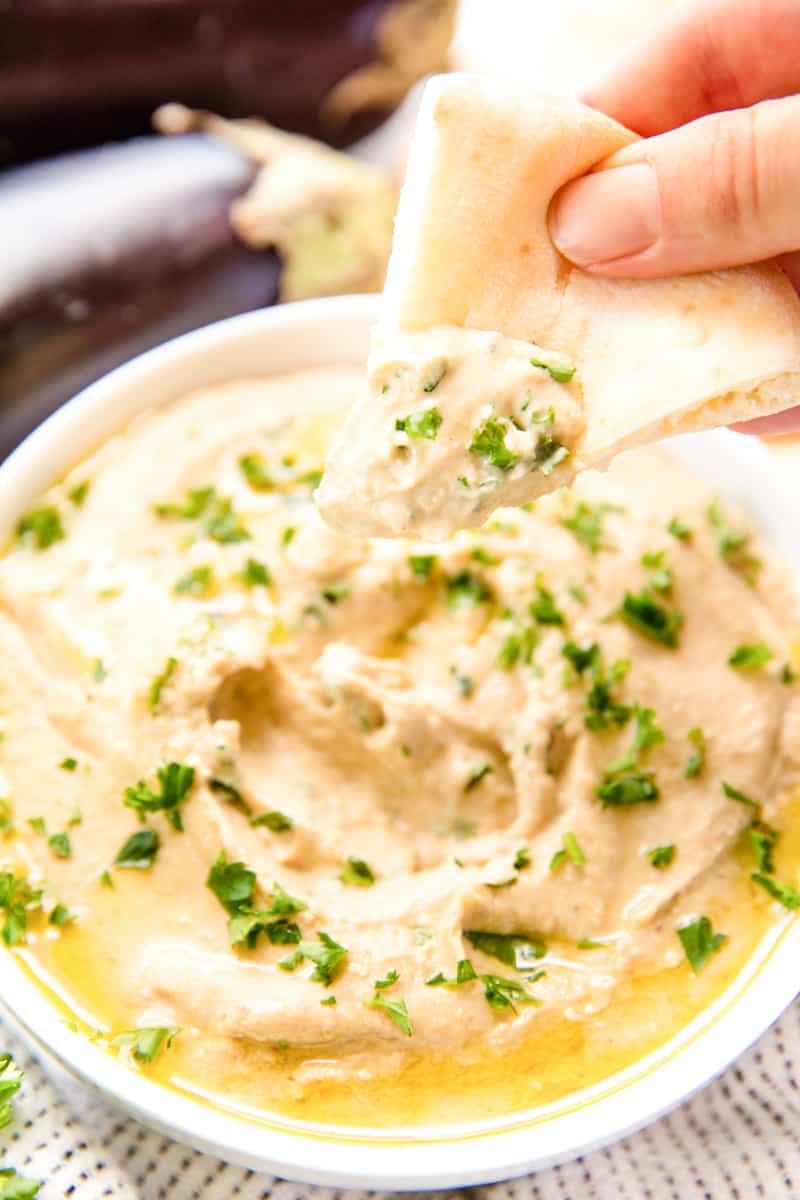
(1, 1000, 798, 1200)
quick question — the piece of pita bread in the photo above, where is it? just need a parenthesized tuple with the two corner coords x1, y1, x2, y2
(318, 74, 800, 537)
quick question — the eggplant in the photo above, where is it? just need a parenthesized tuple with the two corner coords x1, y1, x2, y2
(0, 0, 456, 167)
(0, 136, 279, 458)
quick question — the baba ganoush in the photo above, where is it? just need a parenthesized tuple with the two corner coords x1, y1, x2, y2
(2, 364, 800, 1127)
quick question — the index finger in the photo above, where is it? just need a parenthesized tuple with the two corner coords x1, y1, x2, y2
(583, 0, 800, 135)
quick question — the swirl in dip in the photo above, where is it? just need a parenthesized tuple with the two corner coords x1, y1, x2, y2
(1, 364, 799, 1126)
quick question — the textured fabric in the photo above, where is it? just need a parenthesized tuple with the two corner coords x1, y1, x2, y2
(1, 1001, 798, 1199)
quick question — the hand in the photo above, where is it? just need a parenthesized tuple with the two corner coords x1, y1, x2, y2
(548, 0, 800, 435)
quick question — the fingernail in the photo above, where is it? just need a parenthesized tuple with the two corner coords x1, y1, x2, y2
(550, 161, 661, 267)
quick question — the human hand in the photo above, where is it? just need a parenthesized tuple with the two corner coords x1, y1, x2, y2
(548, 0, 800, 435)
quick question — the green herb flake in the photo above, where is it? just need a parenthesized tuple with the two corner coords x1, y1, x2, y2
(677, 916, 728, 973)
(597, 770, 659, 808)
(561, 502, 618, 555)
(0, 871, 43, 945)
(619, 591, 683, 648)
(240, 557, 271, 587)
(780, 662, 796, 684)
(47, 831, 71, 859)
(465, 763, 492, 791)
(648, 845, 676, 869)
(408, 554, 437, 580)
(174, 565, 215, 597)
(0, 1053, 23, 1131)
(751, 872, 800, 909)
(514, 846, 531, 871)
(722, 780, 760, 811)
(562, 831, 585, 865)
(292, 931, 348, 986)
(251, 810, 294, 832)
(469, 419, 518, 471)
(449, 666, 474, 697)
(322, 583, 350, 604)
(68, 480, 91, 508)
(395, 407, 443, 441)
(667, 517, 692, 541)
(444, 570, 493, 611)
(320, 995, 337, 1006)
(49, 903, 76, 928)
(93, 658, 108, 683)
(155, 486, 249, 544)
(0, 1168, 41, 1199)
(124, 762, 195, 832)
(685, 727, 706, 779)
(366, 991, 413, 1036)
(707, 499, 760, 582)
(340, 857, 376, 887)
(59, 756, 78, 772)
(605, 704, 665, 774)
(99, 869, 114, 889)
(16, 506, 65, 550)
(529, 584, 564, 627)
(426, 959, 478, 988)
(114, 829, 160, 870)
(113, 1026, 181, 1064)
(148, 656, 178, 714)
(748, 824, 778, 874)
(422, 358, 448, 393)
(464, 929, 546, 969)
(530, 356, 576, 383)
(728, 641, 773, 670)
(481, 973, 540, 1012)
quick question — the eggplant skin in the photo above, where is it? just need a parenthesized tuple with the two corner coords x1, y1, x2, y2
(0, 0, 394, 166)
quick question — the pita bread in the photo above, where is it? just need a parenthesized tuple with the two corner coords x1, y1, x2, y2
(318, 74, 800, 537)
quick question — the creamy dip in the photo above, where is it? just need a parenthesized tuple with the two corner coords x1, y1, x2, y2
(1, 365, 800, 1123)
(317, 327, 584, 538)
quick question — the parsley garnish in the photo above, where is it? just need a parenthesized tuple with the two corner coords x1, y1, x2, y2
(47, 832, 71, 859)
(685, 727, 706, 779)
(722, 780, 759, 811)
(444, 570, 493, 610)
(0, 1054, 22, 1131)
(240, 557, 271, 587)
(322, 583, 350, 604)
(68, 480, 90, 508)
(481, 973, 540, 1012)
(148, 656, 178, 714)
(648, 845, 676, 869)
(667, 517, 691, 541)
(366, 991, 413, 1036)
(465, 763, 492, 791)
(174, 565, 215, 596)
(340, 857, 375, 887)
(238, 453, 275, 491)
(123, 762, 195, 832)
(426, 959, 478, 987)
(677, 916, 727, 973)
(408, 554, 436, 580)
(375, 969, 400, 989)
(707, 499, 760, 582)
(59, 757, 78, 771)
(155, 486, 249, 544)
(529, 583, 564, 626)
(497, 627, 537, 669)
(450, 666, 474, 697)
(395, 407, 443, 440)
(49, 904, 76, 928)
(320, 995, 337, 1006)
(514, 846, 531, 871)
(605, 704, 664, 774)
(16, 506, 65, 550)
(563, 643, 631, 731)
(464, 929, 546, 968)
(749, 824, 778, 874)
(619, 591, 682, 648)
(251, 810, 294, 832)
(560, 502, 618, 554)
(207, 852, 306, 950)
(751, 872, 800, 909)
(641, 549, 672, 594)
(728, 641, 772, 670)
(534, 435, 570, 475)
(0, 1168, 41, 1199)
(530, 356, 575, 383)
(0, 872, 43, 945)
(469, 419, 518, 471)
(93, 658, 108, 683)
(114, 829, 160, 869)
(113, 1026, 181, 1064)
(596, 770, 659, 807)
(280, 931, 347, 986)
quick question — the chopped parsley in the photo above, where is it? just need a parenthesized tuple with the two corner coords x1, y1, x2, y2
(93, 658, 108, 683)
(0, 871, 43, 945)
(749, 824, 778, 874)
(114, 829, 160, 869)
(450, 666, 474, 697)
(751, 873, 800, 909)
(148, 656, 178, 714)
(49, 904, 76, 928)
(113, 1026, 181, 1064)
(59, 757, 78, 771)
(722, 780, 759, 811)
(781, 662, 796, 684)
(207, 852, 306, 950)
(68, 480, 91, 507)
(251, 810, 294, 832)
(685, 727, 706, 779)
(470, 545, 500, 566)
(320, 995, 337, 1006)
(530, 356, 575, 383)
(563, 643, 631, 731)
(281, 525, 296, 549)
(469, 419, 518, 471)
(209, 778, 249, 811)
(16, 506, 65, 550)
(605, 704, 664, 774)
(529, 583, 564, 626)
(240, 557, 271, 587)
(123, 762, 195, 832)
(514, 846, 531, 871)
(366, 991, 412, 1036)
(339, 857, 375, 887)
(677, 916, 728, 973)
(375, 969, 400, 990)
(155, 486, 249, 544)
(648, 845, 676, 869)
(465, 763, 492, 791)
(497, 626, 537, 670)
(47, 831, 71, 859)
(550, 831, 585, 870)
(408, 554, 437, 580)
(174, 565, 215, 596)
(426, 959, 478, 987)
(238, 453, 275, 490)
(0, 1053, 22, 1130)
(464, 929, 546, 969)
(395, 407, 443, 440)
(707, 499, 759, 582)
(422, 358, 448, 392)
(534, 435, 570, 475)
(641, 549, 673, 594)
(321, 583, 350, 604)
(280, 931, 347, 986)
(444, 570, 493, 611)
(481, 973, 540, 1012)
(0, 1168, 41, 1199)
(667, 517, 692, 541)
(619, 591, 682, 648)
(596, 770, 659, 808)
(560, 501, 618, 554)
(728, 641, 772, 670)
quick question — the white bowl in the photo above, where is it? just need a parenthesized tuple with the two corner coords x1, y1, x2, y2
(1, 294, 798, 1189)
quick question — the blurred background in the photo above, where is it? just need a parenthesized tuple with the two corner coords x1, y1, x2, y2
(0, 0, 675, 458)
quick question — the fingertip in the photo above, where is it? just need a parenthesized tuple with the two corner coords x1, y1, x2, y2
(549, 163, 661, 269)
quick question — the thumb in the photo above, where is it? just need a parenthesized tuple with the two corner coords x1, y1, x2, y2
(550, 94, 800, 278)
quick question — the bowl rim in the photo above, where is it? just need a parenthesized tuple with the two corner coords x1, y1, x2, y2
(0, 294, 798, 1189)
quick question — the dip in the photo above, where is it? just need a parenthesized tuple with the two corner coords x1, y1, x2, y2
(1, 365, 799, 1127)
